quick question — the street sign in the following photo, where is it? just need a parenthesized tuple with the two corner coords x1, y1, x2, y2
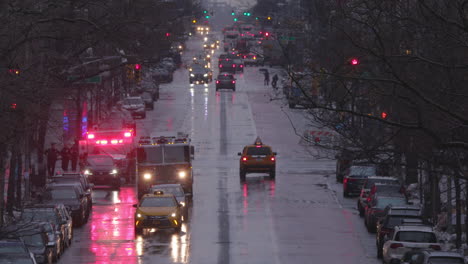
(68, 75, 102, 84)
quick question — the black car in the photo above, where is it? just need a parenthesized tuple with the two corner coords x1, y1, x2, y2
(189, 64, 212, 84)
(218, 60, 236, 73)
(151, 67, 173, 83)
(47, 182, 90, 221)
(0, 253, 37, 264)
(3, 225, 54, 264)
(42, 184, 87, 226)
(343, 165, 377, 197)
(364, 194, 409, 233)
(52, 173, 93, 211)
(84, 154, 121, 189)
(215, 74, 236, 91)
(19, 205, 73, 250)
(232, 58, 244, 73)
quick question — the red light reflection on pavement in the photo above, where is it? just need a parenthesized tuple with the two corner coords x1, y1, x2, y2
(89, 187, 138, 263)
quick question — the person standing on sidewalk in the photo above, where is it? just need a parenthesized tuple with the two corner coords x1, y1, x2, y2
(264, 70, 270, 86)
(61, 144, 71, 171)
(70, 140, 79, 171)
(45, 143, 60, 177)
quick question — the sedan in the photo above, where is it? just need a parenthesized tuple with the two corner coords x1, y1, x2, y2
(364, 194, 409, 233)
(215, 74, 236, 91)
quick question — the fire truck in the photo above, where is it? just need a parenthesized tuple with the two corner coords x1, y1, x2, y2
(136, 132, 194, 199)
(79, 128, 136, 183)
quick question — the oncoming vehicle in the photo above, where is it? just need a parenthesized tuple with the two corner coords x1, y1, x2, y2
(189, 63, 212, 84)
(83, 154, 121, 189)
(133, 190, 183, 234)
(238, 137, 277, 181)
(149, 184, 189, 220)
(136, 132, 194, 198)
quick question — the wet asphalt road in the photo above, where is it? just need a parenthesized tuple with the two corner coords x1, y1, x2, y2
(57, 33, 381, 264)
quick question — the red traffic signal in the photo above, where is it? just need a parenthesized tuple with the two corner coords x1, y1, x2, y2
(134, 64, 141, 70)
(381, 112, 388, 119)
(165, 32, 170, 37)
(10, 103, 17, 110)
(350, 58, 359, 65)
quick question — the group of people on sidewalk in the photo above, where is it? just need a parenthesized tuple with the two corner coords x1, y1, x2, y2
(261, 69, 278, 88)
(44, 140, 79, 177)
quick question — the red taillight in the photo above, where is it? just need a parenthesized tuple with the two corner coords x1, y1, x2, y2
(232, 80, 235, 84)
(243, 55, 246, 59)
(367, 197, 371, 202)
(429, 244, 441, 250)
(240, 65, 243, 68)
(390, 243, 403, 249)
(216, 80, 220, 84)
(242, 157, 247, 162)
(343, 178, 348, 184)
(232, 64, 236, 67)
(219, 64, 223, 68)
(87, 134, 95, 139)
(271, 157, 275, 161)
(124, 132, 132, 137)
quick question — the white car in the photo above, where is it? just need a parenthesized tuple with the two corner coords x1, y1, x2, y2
(382, 225, 442, 264)
(401, 250, 465, 264)
(122, 96, 146, 119)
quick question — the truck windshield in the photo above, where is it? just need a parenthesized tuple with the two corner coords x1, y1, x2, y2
(164, 145, 190, 163)
(137, 146, 163, 163)
(137, 145, 190, 164)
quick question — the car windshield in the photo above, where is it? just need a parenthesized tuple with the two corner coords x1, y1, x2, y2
(386, 216, 421, 228)
(46, 188, 77, 199)
(87, 156, 114, 166)
(0, 244, 27, 253)
(152, 186, 184, 196)
(376, 197, 407, 208)
(246, 147, 272, 155)
(365, 178, 399, 188)
(20, 234, 44, 247)
(428, 257, 464, 264)
(349, 166, 376, 176)
(191, 65, 205, 72)
(124, 98, 142, 105)
(218, 75, 234, 80)
(395, 231, 437, 243)
(21, 209, 58, 223)
(140, 197, 177, 207)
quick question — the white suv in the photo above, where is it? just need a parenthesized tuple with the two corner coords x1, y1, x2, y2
(382, 225, 441, 264)
(122, 96, 146, 119)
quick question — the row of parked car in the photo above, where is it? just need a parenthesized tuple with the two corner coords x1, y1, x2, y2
(337, 162, 466, 264)
(0, 172, 93, 264)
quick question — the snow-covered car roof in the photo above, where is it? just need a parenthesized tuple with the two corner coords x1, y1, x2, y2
(394, 225, 435, 232)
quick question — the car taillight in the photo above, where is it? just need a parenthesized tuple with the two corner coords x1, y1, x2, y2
(343, 178, 348, 184)
(232, 64, 236, 67)
(216, 80, 220, 84)
(219, 65, 223, 68)
(240, 65, 243, 68)
(429, 244, 441, 250)
(390, 243, 403, 249)
(271, 157, 275, 161)
(242, 157, 248, 162)
(232, 81, 235, 84)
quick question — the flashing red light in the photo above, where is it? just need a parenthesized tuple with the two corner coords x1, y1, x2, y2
(219, 64, 223, 68)
(100, 140, 108, 145)
(216, 80, 220, 84)
(351, 58, 359, 65)
(124, 132, 132, 137)
(265, 32, 269, 37)
(88, 134, 95, 139)
(111, 139, 118, 144)
(232, 64, 236, 67)
(165, 32, 170, 37)
(10, 103, 17, 109)
(242, 157, 247, 161)
(134, 64, 141, 70)
(381, 112, 388, 119)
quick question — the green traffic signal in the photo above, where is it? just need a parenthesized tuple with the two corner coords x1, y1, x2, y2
(231, 12, 235, 15)
(205, 15, 210, 19)
(234, 18, 238, 21)
(203, 10, 207, 14)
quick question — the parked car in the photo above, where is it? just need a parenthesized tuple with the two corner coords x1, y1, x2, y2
(84, 154, 121, 190)
(52, 172, 93, 211)
(47, 181, 90, 220)
(160, 57, 177, 72)
(358, 176, 401, 216)
(19, 204, 73, 250)
(42, 184, 88, 227)
(0, 253, 37, 264)
(382, 225, 441, 264)
(343, 165, 377, 197)
(151, 67, 173, 83)
(376, 205, 423, 258)
(401, 250, 465, 264)
(215, 73, 236, 91)
(122, 96, 146, 119)
(32, 222, 62, 262)
(137, 80, 159, 101)
(364, 194, 409, 233)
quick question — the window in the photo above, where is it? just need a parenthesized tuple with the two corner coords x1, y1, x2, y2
(21, 233, 44, 247)
(87, 156, 114, 166)
(140, 197, 177, 207)
(164, 146, 190, 163)
(124, 98, 143, 105)
(349, 166, 376, 176)
(395, 231, 437, 243)
(246, 147, 272, 155)
(137, 146, 163, 163)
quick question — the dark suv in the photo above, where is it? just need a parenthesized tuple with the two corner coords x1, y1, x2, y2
(343, 165, 377, 197)
(84, 154, 121, 189)
(357, 176, 400, 216)
(376, 205, 423, 258)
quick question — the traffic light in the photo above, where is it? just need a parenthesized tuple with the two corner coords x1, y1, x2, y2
(8, 68, 20, 75)
(134, 64, 141, 83)
(192, 19, 197, 24)
(205, 15, 210, 19)
(231, 11, 235, 15)
(267, 16, 272, 20)
(203, 10, 207, 14)
(381, 112, 388, 119)
(350, 58, 359, 65)
(234, 18, 238, 22)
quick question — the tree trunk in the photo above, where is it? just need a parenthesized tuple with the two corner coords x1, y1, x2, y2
(447, 175, 452, 233)
(36, 104, 50, 188)
(0, 143, 6, 227)
(6, 149, 17, 216)
(15, 152, 22, 208)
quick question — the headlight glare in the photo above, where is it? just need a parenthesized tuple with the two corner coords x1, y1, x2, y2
(190, 73, 195, 77)
(178, 171, 187, 178)
(143, 173, 152, 180)
(137, 213, 142, 218)
(110, 169, 118, 174)
(171, 213, 176, 217)
(84, 169, 91, 175)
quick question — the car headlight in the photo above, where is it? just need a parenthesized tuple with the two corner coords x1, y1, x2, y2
(110, 169, 118, 175)
(178, 171, 187, 178)
(178, 45, 182, 49)
(190, 73, 195, 77)
(207, 54, 211, 58)
(171, 213, 176, 217)
(143, 173, 152, 180)
(180, 201, 185, 207)
(203, 74, 208, 77)
(136, 213, 143, 218)
(204, 37, 208, 41)
(84, 169, 92, 175)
